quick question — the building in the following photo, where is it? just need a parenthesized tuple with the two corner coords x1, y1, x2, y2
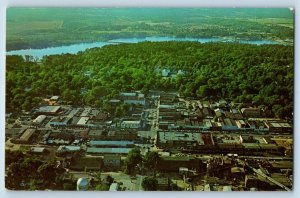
(30, 147, 46, 154)
(157, 131, 204, 149)
(222, 118, 239, 131)
(57, 145, 81, 154)
(5, 128, 25, 139)
(32, 115, 47, 126)
(15, 129, 36, 143)
(49, 116, 72, 128)
(87, 147, 132, 155)
(119, 92, 145, 105)
(36, 106, 61, 115)
(120, 120, 141, 129)
(264, 121, 292, 134)
(80, 108, 92, 117)
(103, 155, 121, 168)
(157, 156, 206, 172)
(235, 120, 247, 129)
(241, 108, 261, 118)
(77, 117, 89, 126)
(88, 140, 134, 148)
(70, 156, 103, 171)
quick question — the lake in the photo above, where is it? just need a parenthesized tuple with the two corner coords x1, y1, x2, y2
(6, 36, 280, 59)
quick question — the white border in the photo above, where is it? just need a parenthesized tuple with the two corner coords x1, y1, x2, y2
(0, 1, 298, 198)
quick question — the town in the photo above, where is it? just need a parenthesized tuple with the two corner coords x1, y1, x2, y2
(5, 91, 293, 191)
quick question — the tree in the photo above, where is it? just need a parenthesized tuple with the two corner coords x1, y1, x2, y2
(272, 104, 284, 118)
(144, 151, 160, 171)
(28, 179, 39, 190)
(105, 175, 114, 185)
(95, 184, 110, 191)
(124, 148, 142, 174)
(63, 183, 75, 190)
(142, 176, 158, 191)
(37, 161, 57, 183)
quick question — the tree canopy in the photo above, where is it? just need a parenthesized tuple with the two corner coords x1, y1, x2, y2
(6, 41, 293, 119)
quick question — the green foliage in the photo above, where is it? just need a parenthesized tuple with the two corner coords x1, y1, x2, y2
(144, 151, 160, 171)
(142, 176, 158, 191)
(105, 175, 114, 185)
(6, 41, 293, 119)
(124, 148, 142, 174)
(95, 183, 110, 191)
(170, 183, 182, 191)
(63, 183, 75, 191)
(5, 150, 24, 166)
(5, 154, 65, 190)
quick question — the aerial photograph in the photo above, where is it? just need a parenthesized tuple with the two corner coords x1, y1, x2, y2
(5, 8, 294, 191)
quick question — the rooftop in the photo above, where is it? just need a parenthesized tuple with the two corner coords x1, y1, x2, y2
(37, 106, 60, 113)
(87, 147, 132, 154)
(77, 117, 89, 125)
(88, 140, 134, 147)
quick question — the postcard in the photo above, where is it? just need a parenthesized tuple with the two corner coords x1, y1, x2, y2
(5, 8, 294, 191)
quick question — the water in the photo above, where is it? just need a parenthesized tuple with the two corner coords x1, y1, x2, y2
(6, 36, 280, 59)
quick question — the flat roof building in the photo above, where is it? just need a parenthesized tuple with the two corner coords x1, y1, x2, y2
(32, 115, 47, 125)
(120, 120, 141, 129)
(77, 117, 89, 125)
(37, 106, 61, 115)
(87, 147, 132, 155)
(16, 129, 36, 143)
(88, 140, 134, 147)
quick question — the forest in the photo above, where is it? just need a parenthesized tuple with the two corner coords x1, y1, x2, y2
(6, 41, 293, 119)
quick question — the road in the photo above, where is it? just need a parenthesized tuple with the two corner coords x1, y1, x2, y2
(238, 159, 292, 191)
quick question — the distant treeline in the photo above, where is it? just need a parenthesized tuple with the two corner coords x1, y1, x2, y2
(6, 8, 294, 50)
(6, 41, 293, 119)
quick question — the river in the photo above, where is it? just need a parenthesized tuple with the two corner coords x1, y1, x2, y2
(6, 36, 280, 59)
